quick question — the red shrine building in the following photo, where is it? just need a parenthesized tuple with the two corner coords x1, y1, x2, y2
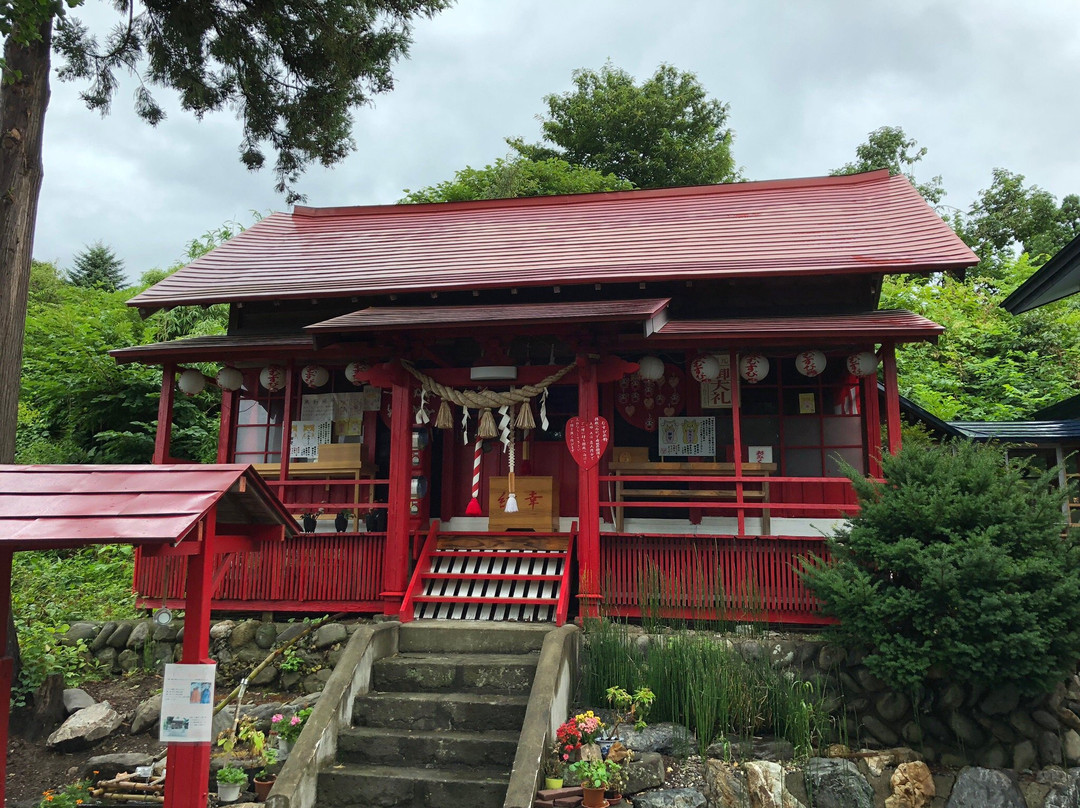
(113, 170, 977, 626)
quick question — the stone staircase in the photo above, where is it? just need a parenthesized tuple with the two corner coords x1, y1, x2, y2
(316, 621, 552, 808)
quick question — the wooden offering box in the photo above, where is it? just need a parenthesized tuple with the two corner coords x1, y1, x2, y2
(487, 476, 559, 531)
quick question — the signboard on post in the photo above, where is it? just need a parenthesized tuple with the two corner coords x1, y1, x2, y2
(159, 663, 216, 744)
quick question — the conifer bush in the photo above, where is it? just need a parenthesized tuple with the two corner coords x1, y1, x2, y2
(802, 440, 1080, 695)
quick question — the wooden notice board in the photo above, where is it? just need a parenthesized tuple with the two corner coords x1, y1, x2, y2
(487, 476, 559, 531)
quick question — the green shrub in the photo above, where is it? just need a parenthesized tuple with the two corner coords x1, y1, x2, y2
(801, 440, 1080, 695)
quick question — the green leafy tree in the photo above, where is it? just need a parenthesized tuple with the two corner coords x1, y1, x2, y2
(955, 168, 1080, 274)
(802, 441, 1080, 695)
(881, 254, 1080, 420)
(68, 241, 126, 291)
(509, 62, 738, 190)
(401, 156, 634, 203)
(831, 125, 944, 205)
(0, 0, 449, 466)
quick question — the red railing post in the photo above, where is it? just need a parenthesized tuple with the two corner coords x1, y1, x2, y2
(577, 360, 602, 619)
(882, 342, 902, 456)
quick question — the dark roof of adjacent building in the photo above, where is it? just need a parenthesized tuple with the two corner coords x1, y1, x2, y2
(946, 421, 1080, 442)
(1001, 232, 1080, 314)
(128, 170, 978, 314)
(0, 464, 297, 550)
(1031, 393, 1080, 421)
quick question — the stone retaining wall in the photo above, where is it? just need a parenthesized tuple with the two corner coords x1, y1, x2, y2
(62, 618, 364, 693)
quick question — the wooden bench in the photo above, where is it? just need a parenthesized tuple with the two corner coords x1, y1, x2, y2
(609, 460, 775, 533)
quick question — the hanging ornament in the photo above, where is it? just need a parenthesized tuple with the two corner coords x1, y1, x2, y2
(177, 369, 206, 396)
(477, 408, 497, 439)
(466, 438, 483, 516)
(505, 412, 519, 513)
(344, 362, 369, 385)
(260, 365, 286, 391)
(435, 399, 454, 430)
(215, 366, 243, 392)
(539, 389, 550, 431)
(738, 353, 770, 384)
(637, 355, 665, 381)
(795, 350, 826, 378)
(516, 400, 536, 430)
(846, 351, 879, 377)
(689, 354, 721, 382)
(461, 406, 471, 445)
(498, 405, 512, 450)
(301, 364, 329, 388)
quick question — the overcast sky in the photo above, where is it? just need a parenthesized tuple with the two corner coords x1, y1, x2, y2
(38, 0, 1080, 282)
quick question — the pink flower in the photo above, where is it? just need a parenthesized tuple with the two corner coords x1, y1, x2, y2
(290, 715, 301, 726)
(271, 714, 284, 724)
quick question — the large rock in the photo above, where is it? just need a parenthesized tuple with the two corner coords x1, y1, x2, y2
(107, 621, 136, 649)
(63, 688, 95, 715)
(979, 686, 1019, 716)
(126, 620, 151, 650)
(210, 620, 236, 640)
(744, 761, 804, 808)
(46, 701, 123, 750)
(623, 752, 665, 794)
(1045, 768, 1080, 808)
(90, 622, 118, 652)
(63, 622, 99, 646)
(76, 752, 155, 782)
(885, 761, 935, 808)
(805, 758, 873, 808)
(621, 722, 695, 755)
(131, 694, 162, 735)
(230, 619, 260, 649)
(312, 622, 348, 649)
(945, 767, 1024, 808)
(1064, 730, 1080, 765)
(1040, 730, 1064, 766)
(704, 760, 750, 808)
(255, 622, 278, 649)
(629, 788, 705, 808)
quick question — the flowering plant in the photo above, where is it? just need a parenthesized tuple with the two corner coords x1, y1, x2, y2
(271, 707, 312, 743)
(569, 758, 621, 789)
(543, 742, 565, 778)
(574, 710, 605, 745)
(555, 717, 583, 759)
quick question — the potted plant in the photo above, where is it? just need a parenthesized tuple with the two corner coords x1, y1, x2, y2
(271, 706, 312, 754)
(216, 765, 247, 803)
(253, 746, 279, 802)
(569, 758, 621, 808)
(542, 742, 565, 789)
(603, 685, 655, 749)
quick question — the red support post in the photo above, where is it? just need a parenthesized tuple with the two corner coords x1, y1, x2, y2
(576, 360, 602, 619)
(163, 513, 216, 808)
(382, 378, 412, 614)
(278, 364, 296, 481)
(217, 387, 237, 464)
(154, 364, 176, 464)
(0, 549, 14, 808)
(862, 371, 883, 476)
(729, 349, 746, 536)
(881, 342, 903, 456)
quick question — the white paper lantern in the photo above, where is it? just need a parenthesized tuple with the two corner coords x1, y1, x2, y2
(344, 362, 369, 386)
(637, 355, 665, 381)
(301, 364, 329, 388)
(846, 351, 879, 377)
(215, 366, 244, 391)
(260, 365, 286, 391)
(795, 350, 827, 378)
(177, 369, 206, 396)
(689, 354, 721, 382)
(738, 353, 770, 384)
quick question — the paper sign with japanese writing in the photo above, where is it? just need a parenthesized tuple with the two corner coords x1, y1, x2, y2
(658, 416, 717, 457)
(159, 663, 216, 744)
(699, 355, 733, 409)
(290, 421, 324, 459)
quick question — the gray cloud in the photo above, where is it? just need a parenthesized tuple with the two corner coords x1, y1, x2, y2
(36, 0, 1080, 281)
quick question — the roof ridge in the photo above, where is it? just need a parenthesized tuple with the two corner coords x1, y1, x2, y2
(291, 170, 895, 219)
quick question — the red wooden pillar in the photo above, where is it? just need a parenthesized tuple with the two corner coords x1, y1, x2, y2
(862, 371, 883, 477)
(382, 378, 412, 614)
(0, 549, 14, 808)
(729, 349, 746, 536)
(154, 364, 177, 464)
(576, 360, 602, 619)
(881, 342, 903, 456)
(216, 387, 237, 464)
(164, 512, 217, 808)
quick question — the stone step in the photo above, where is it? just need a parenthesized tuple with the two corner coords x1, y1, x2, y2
(398, 620, 552, 655)
(317, 762, 510, 808)
(352, 691, 529, 731)
(337, 726, 519, 767)
(372, 652, 538, 694)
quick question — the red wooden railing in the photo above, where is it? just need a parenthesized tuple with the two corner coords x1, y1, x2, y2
(135, 532, 387, 613)
(599, 534, 834, 626)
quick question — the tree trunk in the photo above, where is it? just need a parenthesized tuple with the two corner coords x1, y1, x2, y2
(0, 15, 52, 465)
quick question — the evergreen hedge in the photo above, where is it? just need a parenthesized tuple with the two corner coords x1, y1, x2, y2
(802, 440, 1080, 695)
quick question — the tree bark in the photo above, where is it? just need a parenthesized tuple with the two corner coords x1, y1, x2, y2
(0, 16, 52, 465)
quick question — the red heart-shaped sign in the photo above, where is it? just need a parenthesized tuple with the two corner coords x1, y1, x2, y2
(565, 416, 610, 470)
